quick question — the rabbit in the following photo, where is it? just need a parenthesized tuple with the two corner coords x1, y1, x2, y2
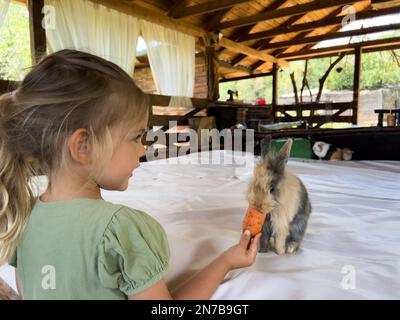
(247, 136, 312, 255)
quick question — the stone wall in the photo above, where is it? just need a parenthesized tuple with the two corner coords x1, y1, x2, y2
(133, 55, 208, 99)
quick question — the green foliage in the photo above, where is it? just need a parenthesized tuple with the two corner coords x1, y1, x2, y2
(0, 1, 31, 81)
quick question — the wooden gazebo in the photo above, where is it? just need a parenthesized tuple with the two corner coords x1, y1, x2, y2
(1, 0, 400, 159)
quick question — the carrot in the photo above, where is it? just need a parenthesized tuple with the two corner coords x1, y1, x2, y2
(242, 206, 267, 237)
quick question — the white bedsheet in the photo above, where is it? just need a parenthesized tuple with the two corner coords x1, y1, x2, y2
(1, 151, 399, 299)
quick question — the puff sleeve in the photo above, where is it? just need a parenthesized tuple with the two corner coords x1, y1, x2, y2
(97, 207, 170, 296)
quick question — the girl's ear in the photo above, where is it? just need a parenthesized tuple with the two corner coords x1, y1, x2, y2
(68, 128, 92, 165)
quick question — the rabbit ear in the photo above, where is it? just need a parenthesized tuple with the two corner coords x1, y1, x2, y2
(275, 138, 293, 168)
(260, 135, 272, 158)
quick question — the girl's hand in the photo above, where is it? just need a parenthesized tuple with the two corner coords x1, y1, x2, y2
(221, 230, 262, 270)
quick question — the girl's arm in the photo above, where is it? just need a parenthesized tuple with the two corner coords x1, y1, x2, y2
(0, 274, 20, 300)
(129, 231, 261, 300)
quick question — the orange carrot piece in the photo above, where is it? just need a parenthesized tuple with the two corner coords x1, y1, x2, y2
(242, 206, 267, 237)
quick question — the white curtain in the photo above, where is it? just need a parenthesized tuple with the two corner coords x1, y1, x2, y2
(45, 0, 140, 75)
(0, 0, 10, 30)
(140, 19, 195, 97)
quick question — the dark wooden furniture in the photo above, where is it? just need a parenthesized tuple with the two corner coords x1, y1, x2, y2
(374, 109, 391, 127)
(255, 126, 400, 160)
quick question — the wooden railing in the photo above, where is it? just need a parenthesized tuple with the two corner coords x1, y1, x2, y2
(274, 102, 357, 128)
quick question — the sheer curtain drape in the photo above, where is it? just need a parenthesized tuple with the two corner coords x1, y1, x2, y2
(140, 19, 195, 99)
(45, 0, 140, 75)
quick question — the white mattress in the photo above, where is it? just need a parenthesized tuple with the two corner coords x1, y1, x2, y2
(1, 151, 399, 299)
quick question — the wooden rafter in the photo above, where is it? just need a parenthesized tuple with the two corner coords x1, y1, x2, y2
(276, 43, 400, 61)
(204, 7, 232, 31)
(215, 0, 357, 30)
(249, 6, 345, 71)
(88, 0, 206, 38)
(220, 0, 289, 65)
(371, 0, 400, 9)
(219, 37, 289, 67)
(167, 0, 187, 17)
(278, 36, 400, 60)
(217, 59, 253, 75)
(239, 5, 400, 42)
(219, 71, 273, 82)
(271, 5, 362, 61)
(170, 0, 251, 19)
(229, 3, 319, 68)
(28, 0, 46, 64)
(227, 0, 289, 42)
(260, 23, 400, 50)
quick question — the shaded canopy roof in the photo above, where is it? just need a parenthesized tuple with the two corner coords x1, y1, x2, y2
(130, 0, 400, 81)
(15, 0, 400, 81)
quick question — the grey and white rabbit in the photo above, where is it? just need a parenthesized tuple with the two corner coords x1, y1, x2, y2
(247, 136, 312, 255)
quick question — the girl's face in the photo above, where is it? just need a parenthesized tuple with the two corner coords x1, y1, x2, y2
(96, 119, 148, 191)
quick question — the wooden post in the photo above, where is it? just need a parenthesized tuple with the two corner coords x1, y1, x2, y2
(205, 42, 219, 101)
(353, 47, 362, 125)
(28, 0, 47, 65)
(272, 63, 279, 123)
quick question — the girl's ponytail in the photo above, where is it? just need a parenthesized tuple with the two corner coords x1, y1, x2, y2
(0, 49, 150, 266)
(0, 92, 38, 266)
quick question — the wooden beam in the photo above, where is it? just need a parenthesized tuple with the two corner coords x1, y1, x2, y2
(272, 63, 279, 122)
(260, 23, 400, 50)
(228, 2, 322, 68)
(171, 0, 251, 19)
(240, 5, 400, 42)
(219, 71, 272, 83)
(271, 6, 352, 61)
(217, 60, 253, 75)
(371, 0, 400, 9)
(278, 36, 400, 60)
(215, 0, 356, 30)
(149, 94, 211, 108)
(28, 0, 46, 64)
(204, 8, 232, 31)
(167, 0, 187, 18)
(248, 6, 350, 70)
(279, 43, 400, 61)
(219, 37, 288, 66)
(206, 45, 220, 101)
(228, 0, 289, 42)
(88, 0, 206, 38)
(219, 0, 288, 67)
(353, 47, 362, 125)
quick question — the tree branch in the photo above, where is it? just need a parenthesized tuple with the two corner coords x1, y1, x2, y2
(316, 53, 345, 102)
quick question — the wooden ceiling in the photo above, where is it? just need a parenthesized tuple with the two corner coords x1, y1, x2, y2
(14, 0, 400, 81)
(123, 0, 400, 80)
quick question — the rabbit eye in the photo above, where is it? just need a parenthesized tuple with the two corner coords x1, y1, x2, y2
(270, 187, 275, 193)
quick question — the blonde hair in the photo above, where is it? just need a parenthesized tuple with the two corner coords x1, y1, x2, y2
(0, 49, 150, 265)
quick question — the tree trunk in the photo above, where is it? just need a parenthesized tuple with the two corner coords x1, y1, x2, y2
(316, 53, 345, 103)
(290, 72, 299, 105)
(300, 59, 309, 103)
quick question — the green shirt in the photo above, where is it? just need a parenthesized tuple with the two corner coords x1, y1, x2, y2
(10, 198, 170, 300)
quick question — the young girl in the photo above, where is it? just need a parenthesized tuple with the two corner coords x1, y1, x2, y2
(0, 49, 261, 300)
